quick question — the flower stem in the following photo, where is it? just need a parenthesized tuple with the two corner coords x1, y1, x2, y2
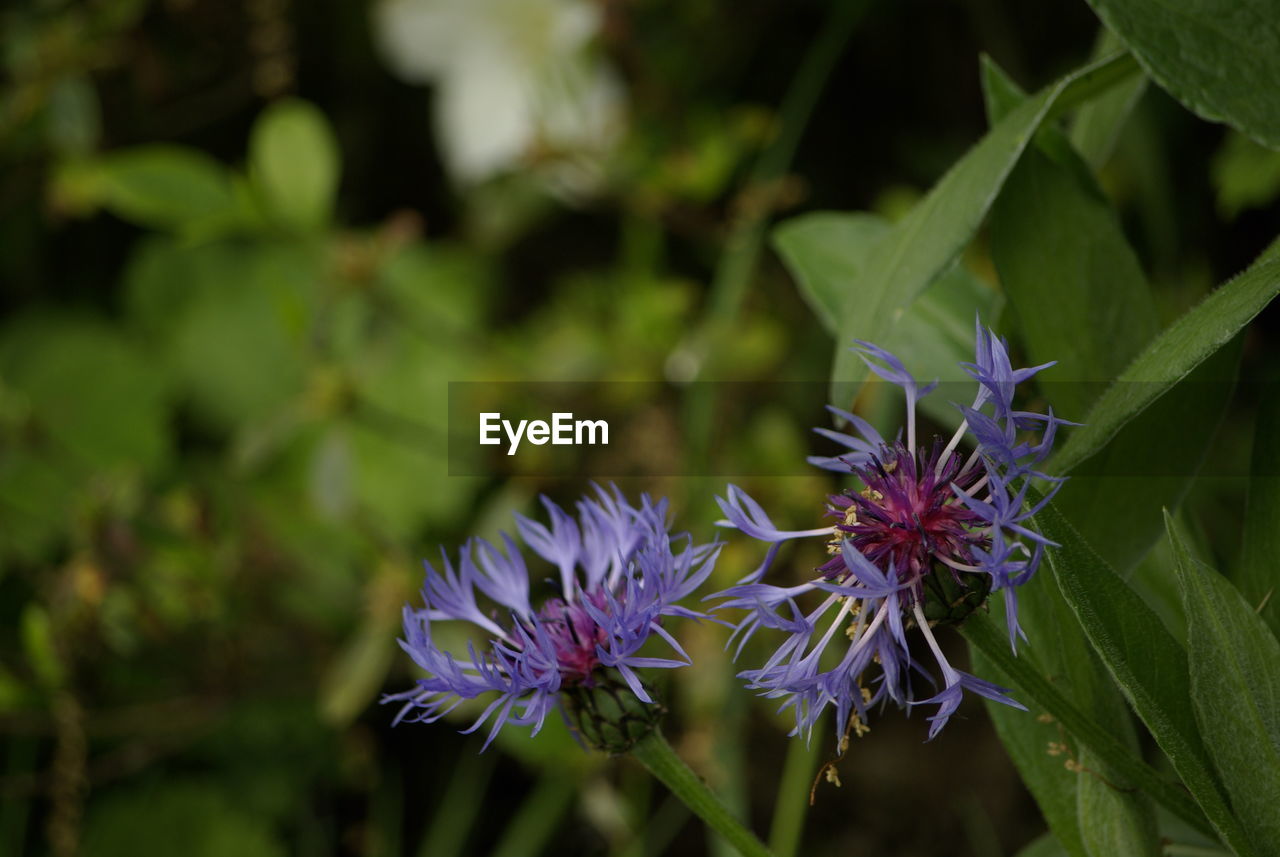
(629, 730, 775, 857)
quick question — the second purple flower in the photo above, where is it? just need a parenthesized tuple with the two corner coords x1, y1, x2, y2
(714, 321, 1073, 745)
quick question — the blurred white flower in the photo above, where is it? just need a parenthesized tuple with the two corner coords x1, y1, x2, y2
(374, 0, 626, 189)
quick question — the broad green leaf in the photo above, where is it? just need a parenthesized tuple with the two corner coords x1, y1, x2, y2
(1052, 341, 1240, 572)
(972, 635, 1088, 856)
(1054, 236, 1280, 475)
(96, 145, 239, 230)
(991, 148, 1159, 417)
(973, 534, 1153, 857)
(826, 51, 1138, 404)
(773, 212, 888, 334)
(1076, 747, 1160, 857)
(249, 98, 341, 231)
(984, 63, 1235, 572)
(962, 613, 1208, 838)
(1085, 0, 1280, 149)
(1240, 365, 1280, 636)
(1169, 514, 1280, 856)
(1069, 28, 1147, 169)
(774, 210, 1000, 431)
(1035, 498, 1254, 855)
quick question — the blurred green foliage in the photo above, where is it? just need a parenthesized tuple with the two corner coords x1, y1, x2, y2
(1, 0, 1278, 856)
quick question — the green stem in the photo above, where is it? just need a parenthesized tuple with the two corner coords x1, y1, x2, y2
(766, 716, 823, 857)
(960, 612, 1213, 838)
(629, 730, 775, 857)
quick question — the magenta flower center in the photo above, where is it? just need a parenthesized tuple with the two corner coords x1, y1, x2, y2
(822, 441, 987, 584)
(535, 590, 611, 687)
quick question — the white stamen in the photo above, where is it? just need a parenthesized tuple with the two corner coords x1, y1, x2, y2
(936, 418, 969, 476)
(936, 555, 984, 573)
(912, 601, 949, 668)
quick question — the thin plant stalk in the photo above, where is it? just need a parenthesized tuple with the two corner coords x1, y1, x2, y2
(628, 730, 775, 857)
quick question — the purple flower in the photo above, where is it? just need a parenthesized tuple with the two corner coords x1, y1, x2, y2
(713, 321, 1073, 745)
(385, 484, 721, 751)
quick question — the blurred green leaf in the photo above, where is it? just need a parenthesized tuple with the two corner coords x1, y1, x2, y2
(83, 780, 286, 857)
(46, 74, 100, 156)
(0, 314, 170, 472)
(1034, 498, 1253, 855)
(319, 565, 405, 727)
(309, 425, 354, 520)
(94, 145, 241, 230)
(249, 99, 341, 231)
(1212, 131, 1280, 219)
(1054, 236, 1280, 475)
(826, 50, 1138, 404)
(127, 241, 316, 431)
(1239, 368, 1280, 636)
(1015, 833, 1070, 857)
(20, 604, 63, 689)
(1168, 513, 1280, 857)
(489, 776, 578, 857)
(1085, 0, 1280, 148)
(1069, 28, 1147, 169)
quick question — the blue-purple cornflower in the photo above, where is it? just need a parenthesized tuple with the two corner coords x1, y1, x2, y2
(385, 484, 721, 751)
(714, 322, 1071, 745)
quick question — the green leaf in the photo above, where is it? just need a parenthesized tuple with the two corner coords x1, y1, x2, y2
(1168, 514, 1280, 857)
(826, 51, 1138, 404)
(96, 145, 239, 230)
(984, 53, 1232, 573)
(962, 613, 1206, 839)
(249, 98, 341, 231)
(972, 538, 1153, 857)
(1212, 131, 1280, 219)
(1076, 746, 1161, 857)
(1015, 833, 1070, 857)
(1054, 236, 1280, 475)
(990, 147, 1159, 417)
(773, 212, 888, 335)
(125, 241, 316, 431)
(318, 567, 402, 727)
(1240, 365, 1280, 636)
(1034, 498, 1254, 855)
(1069, 28, 1148, 169)
(0, 314, 170, 473)
(20, 604, 63, 689)
(1085, 0, 1280, 149)
(84, 780, 286, 857)
(972, 633, 1088, 856)
(1053, 341, 1240, 571)
(774, 211, 1000, 429)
